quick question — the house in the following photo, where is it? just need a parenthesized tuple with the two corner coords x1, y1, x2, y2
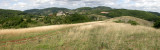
(101, 12, 109, 14)
(56, 11, 66, 16)
(48, 13, 53, 16)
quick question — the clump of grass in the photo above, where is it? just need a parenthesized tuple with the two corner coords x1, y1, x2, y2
(114, 20, 125, 23)
(128, 20, 139, 25)
(114, 20, 139, 25)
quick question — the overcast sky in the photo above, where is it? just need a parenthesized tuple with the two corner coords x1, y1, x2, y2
(0, 0, 160, 12)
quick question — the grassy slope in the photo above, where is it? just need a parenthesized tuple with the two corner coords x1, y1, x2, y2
(108, 16, 154, 27)
(0, 18, 160, 50)
(0, 21, 104, 42)
(0, 21, 104, 34)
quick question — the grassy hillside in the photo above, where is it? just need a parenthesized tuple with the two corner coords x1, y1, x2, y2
(109, 16, 154, 27)
(0, 9, 96, 29)
(74, 6, 112, 14)
(0, 20, 160, 50)
(0, 9, 36, 18)
(1, 5, 160, 50)
(0, 9, 38, 28)
(24, 7, 69, 15)
(149, 12, 160, 16)
(2, 6, 160, 29)
(106, 9, 160, 22)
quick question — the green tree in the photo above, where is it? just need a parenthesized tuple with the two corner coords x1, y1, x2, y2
(19, 21, 28, 28)
(153, 21, 160, 28)
(66, 13, 91, 23)
(26, 17, 32, 22)
(43, 16, 51, 24)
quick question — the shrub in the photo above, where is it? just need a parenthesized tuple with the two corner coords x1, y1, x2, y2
(114, 20, 139, 25)
(153, 21, 160, 28)
(26, 17, 32, 22)
(114, 20, 125, 23)
(66, 13, 91, 23)
(1, 17, 24, 28)
(127, 20, 139, 25)
(19, 21, 28, 28)
(43, 16, 52, 24)
(52, 16, 66, 24)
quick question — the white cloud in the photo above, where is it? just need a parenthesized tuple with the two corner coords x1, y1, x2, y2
(0, 0, 160, 12)
(13, 0, 18, 1)
(14, 2, 27, 8)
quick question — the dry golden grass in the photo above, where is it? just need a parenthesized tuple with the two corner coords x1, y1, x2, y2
(0, 16, 152, 35)
(0, 17, 160, 50)
(1, 20, 160, 50)
(51, 21, 160, 50)
(107, 16, 154, 27)
(0, 21, 104, 35)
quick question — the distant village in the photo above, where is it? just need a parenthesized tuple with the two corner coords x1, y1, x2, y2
(55, 11, 109, 16)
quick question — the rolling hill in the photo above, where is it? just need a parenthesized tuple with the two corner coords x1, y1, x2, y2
(106, 9, 160, 22)
(0, 18, 160, 50)
(1, 2, 160, 50)
(0, 7, 160, 49)
(1, 6, 160, 29)
(108, 16, 154, 27)
(149, 12, 160, 16)
(24, 7, 69, 15)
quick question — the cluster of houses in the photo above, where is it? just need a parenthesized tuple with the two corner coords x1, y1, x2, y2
(100, 12, 109, 14)
(56, 11, 74, 16)
(54, 11, 110, 16)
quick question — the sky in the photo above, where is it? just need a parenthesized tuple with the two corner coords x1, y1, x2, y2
(0, 0, 160, 12)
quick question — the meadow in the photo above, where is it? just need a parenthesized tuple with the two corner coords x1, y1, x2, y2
(0, 18, 160, 50)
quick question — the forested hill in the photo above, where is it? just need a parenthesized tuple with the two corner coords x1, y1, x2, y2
(1, 6, 160, 29)
(0, 9, 36, 18)
(24, 7, 69, 15)
(75, 6, 112, 11)
(105, 9, 160, 22)
(0, 9, 23, 18)
(23, 6, 113, 15)
(149, 12, 160, 16)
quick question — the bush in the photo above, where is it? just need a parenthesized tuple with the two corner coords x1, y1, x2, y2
(52, 16, 66, 24)
(66, 13, 91, 23)
(114, 20, 139, 25)
(26, 17, 32, 22)
(43, 16, 52, 24)
(1, 17, 24, 28)
(52, 13, 91, 24)
(19, 21, 28, 28)
(153, 21, 160, 28)
(127, 20, 139, 25)
(114, 20, 125, 23)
